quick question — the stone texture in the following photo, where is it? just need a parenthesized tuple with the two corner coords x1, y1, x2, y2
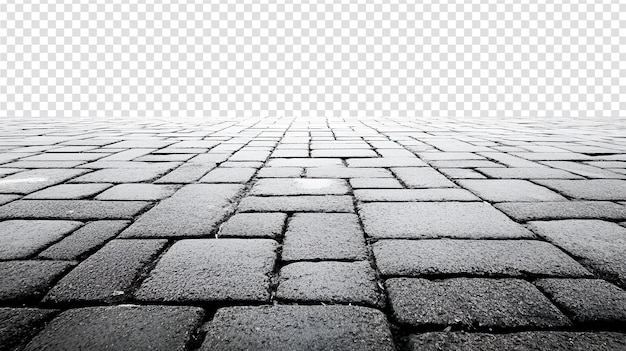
(218, 212, 286, 238)
(528, 220, 626, 287)
(238, 195, 354, 212)
(476, 167, 583, 179)
(349, 177, 403, 189)
(387, 278, 570, 329)
(355, 189, 479, 202)
(359, 202, 532, 239)
(0, 200, 150, 220)
(277, 261, 381, 306)
(495, 201, 626, 221)
(347, 157, 427, 167)
(257, 167, 303, 178)
(199, 167, 256, 183)
(202, 305, 395, 351)
(44, 239, 167, 303)
(391, 167, 457, 188)
(135, 239, 277, 302)
(311, 149, 377, 158)
(0, 168, 89, 194)
(458, 179, 567, 202)
(95, 184, 179, 200)
(250, 178, 350, 195)
(535, 278, 626, 325)
(0, 220, 82, 259)
(306, 167, 393, 178)
(25, 183, 112, 199)
(373, 239, 590, 277)
(70, 167, 172, 183)
(534, 179, 626, 200)
(0, 194, 20, 205)
(0, 261, 74, 303)
(0, 308, 58, 351)
(282, 213, 367, 261)
(24, 305, 204, 351)
(120, 184, 243, 237)
(407, 332, 626, 351)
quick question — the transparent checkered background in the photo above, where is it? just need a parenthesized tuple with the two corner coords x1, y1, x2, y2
(1, 1, 625, 119)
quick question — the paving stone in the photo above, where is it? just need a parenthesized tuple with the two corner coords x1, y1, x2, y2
(120, 184, 243, 238)
(527, 220, 626, 287)
(271, 149, 309, 157)
(199, 167, 256, 183)
(458, 179, 567, 202)
(99, 148, 155, 161)
(22, 153, 105, 161)
(373, 239, 591, 277)
(105, 140, 176, 149)
(0, 220, 82, 259)
(250, 178, 350, 195)
(0, 261, 74, 303)
(25, 183, 112, 199)
(228, 149, 271, 161)
(70, 167, 172, 183)
(535, 278, 626, 325)
(44, 239, 167, 303)
(312, 149, 377, 158)
(438, 168, 487, 179)
(306, 167, 393, 178)
(0, 308, 59, 351)
(429, 160, 506, 168)
(24, 305, 204, 351)
(257, 167, 303, 178)
(387, 278, 570, 329)
(423, 138, 492, 152)
(0, 200, 150, 220)
(418, 152, 486, 160)
(218, 212, 286, 238)
(134, 154, 195, 162)
(38, 220, 130, 260)
(495, 201, 626, 221)
(541, 161, 626, 178)
(202, 305, 395, 351)
(277, 261, 381, 306)
(0, 167, 23, 176)
(391, 167, 457, 188)
(154, 154, 219, 183)
(479, 151, 551, 168)
(238, 195, 354, 212)
(350, 177, 403, 189)
(95, 184, 180, 200)
(476, 167, 583, 179)
(0, 194, 20, 205)
(346, 157, 427, 167)
(266, 158, 344, 167)
(135, 239, 277, 302)
(533, 179, 626, 200)
(407, 331, 626, 351)
(355, 189, 479, 202)
(282, 213, 367, 261)
(0, 168, 89, 194)
(512, 152, 593, 161)
(359, 202, 532, 239)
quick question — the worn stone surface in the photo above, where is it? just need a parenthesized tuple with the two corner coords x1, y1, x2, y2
(250, 178, 350, 195)
(355, 189, 479, 202)
(533, 179, 626, 200)
(349, 177, 403, 189)
(0, 261, 74, 303)
(199, 167, 257, 183)
(0, 220, 82, 259)
(25, 183, 112, 199)
(306, 167, 393, 178)
(387, 278, 570, 329)
(120, 184, 243, 237)
(374, 239, 590, 277)
(0, 200, 149, 220)
(135, 239, 277, 302)
(359, 202, 532, 239)
(202, 305, 395, 351)
(39, 220, 129, 260)
(476, 167, 583, 179)
(0, 308, 59, 351)
(391, 167, 457, 188)
(24, 305, 204, 351)
(0, 169, 89, 194)
(218, 212, 286, 238)
(458, 179, 567, 202)
(238, 195, 354, 212)
(95, 184, 179, 201)
(496, 201, 626, 221)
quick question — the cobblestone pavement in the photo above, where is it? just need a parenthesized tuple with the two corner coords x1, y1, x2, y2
(1, 116, 626, 350)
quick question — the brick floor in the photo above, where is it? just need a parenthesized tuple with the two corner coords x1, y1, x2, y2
(1, 116, 626, 349)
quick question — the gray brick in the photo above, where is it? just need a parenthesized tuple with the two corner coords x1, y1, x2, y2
(105, 140, 175, 149)
(135, 239, 277, 302)
(528, 220, 626, 287)
(355, 189, 479, 202)
(495, 201, 626, 221)
(387, 278, 570, 329)
(99, 148, 154, 161)
(277, 261, 381, 307)
(479, 151, 550, 167)
(430, 160, 505, 168)
(39, 220, 130, 260)
(24, 305, 204, 351)
(350, 177, 403, 189)
(0, 220, 81, 259)
(0, 200, 150, 220)
(392, 167, 456, 188)
(238, 195, 354, 212)
(373, 239, 591, 277)
(0, 194, 20, 205)
(266, 158, 343, 167)
(44, 239, 167, 303)
(250, 178, 349, 195)
(359, 202, 532, 239)
(542, 161, 626, 178)
(458, 179, 567, 202)
(228, 149, 271, 161)
(22, 153, 105, 161)
(306, 167, 393, 178)
(423, 138, 491, 152)
(70, 167, 172, 183)
(202, 305, 395, 351)
(218, 212, 286, 238)
(476, 167, 583, 179)
(512, 152, 593, 161)
(25, 183, 112, 199)
(533, 179, 626, 200)
(199, 167, 256, 183)
(0, 261, 74, 303)
(535, 278, 626, 325)
(257, 167, 303, 178)
(407, 332, 626, 351)
(0, 169, 89, 194)
(0, 308, 58, 351)
(95, 184, 180, 201)
(282, 213, 367, 261)
(120, 184, 243, 238)
(418, 152, 485, 160)
(438, 168, 487, 179)
(346, 157, 427, 167)
(154, 154, 219, 183)
(312, 149, 377, 158)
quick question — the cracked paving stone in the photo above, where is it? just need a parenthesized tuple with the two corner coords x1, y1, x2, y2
(533, 179, 626, 201)
(0, 220, 82, 259)
(387, 278, 570, 329)
(24, 183, 112, 199)
(277, 261, 381, 307)
(250, 178, 350, 195)
(44, 239, 167, 303)
(24, 305, 204, 351)
(391, 167, 457, 188)
(218, 212, 286, 238)
(0, 308, 59, 351)
(535, 278, 626, 326)
(135, 239, 277, 302)
(119, 184, 243, 238)
(0, 261, 74, 303)
(359, 202, 532, 239)
(0, 200, 150, 220)
(407, 331, 626, 351)
(95, 184, 180, 201)
(495, 201, 626, 222)
(373, 239, 591, 277)
(202, 305, 395, 351)
(458, 179, 567, 202)
(0, 169, 89, 194)
(238, 195, 354, 212)
(282, 213, 367, 261)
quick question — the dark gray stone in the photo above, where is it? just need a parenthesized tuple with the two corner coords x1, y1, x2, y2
(238, 195, 354, 212)
(0, 220, 82, 259)
(202, 305, 395, 351)
(458, 179, 567, 202)
(0, 261, 74, 303)
(95, 184, 179, 200)
(25, 183, 112, 199)
(70, 167, 172, 183)
(496, 201, 626, 221)
(0, 308, 58, 351)
(0, 200, 150, 220)
(218, 212, 286, 238)
(0, 169, 89, 194)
